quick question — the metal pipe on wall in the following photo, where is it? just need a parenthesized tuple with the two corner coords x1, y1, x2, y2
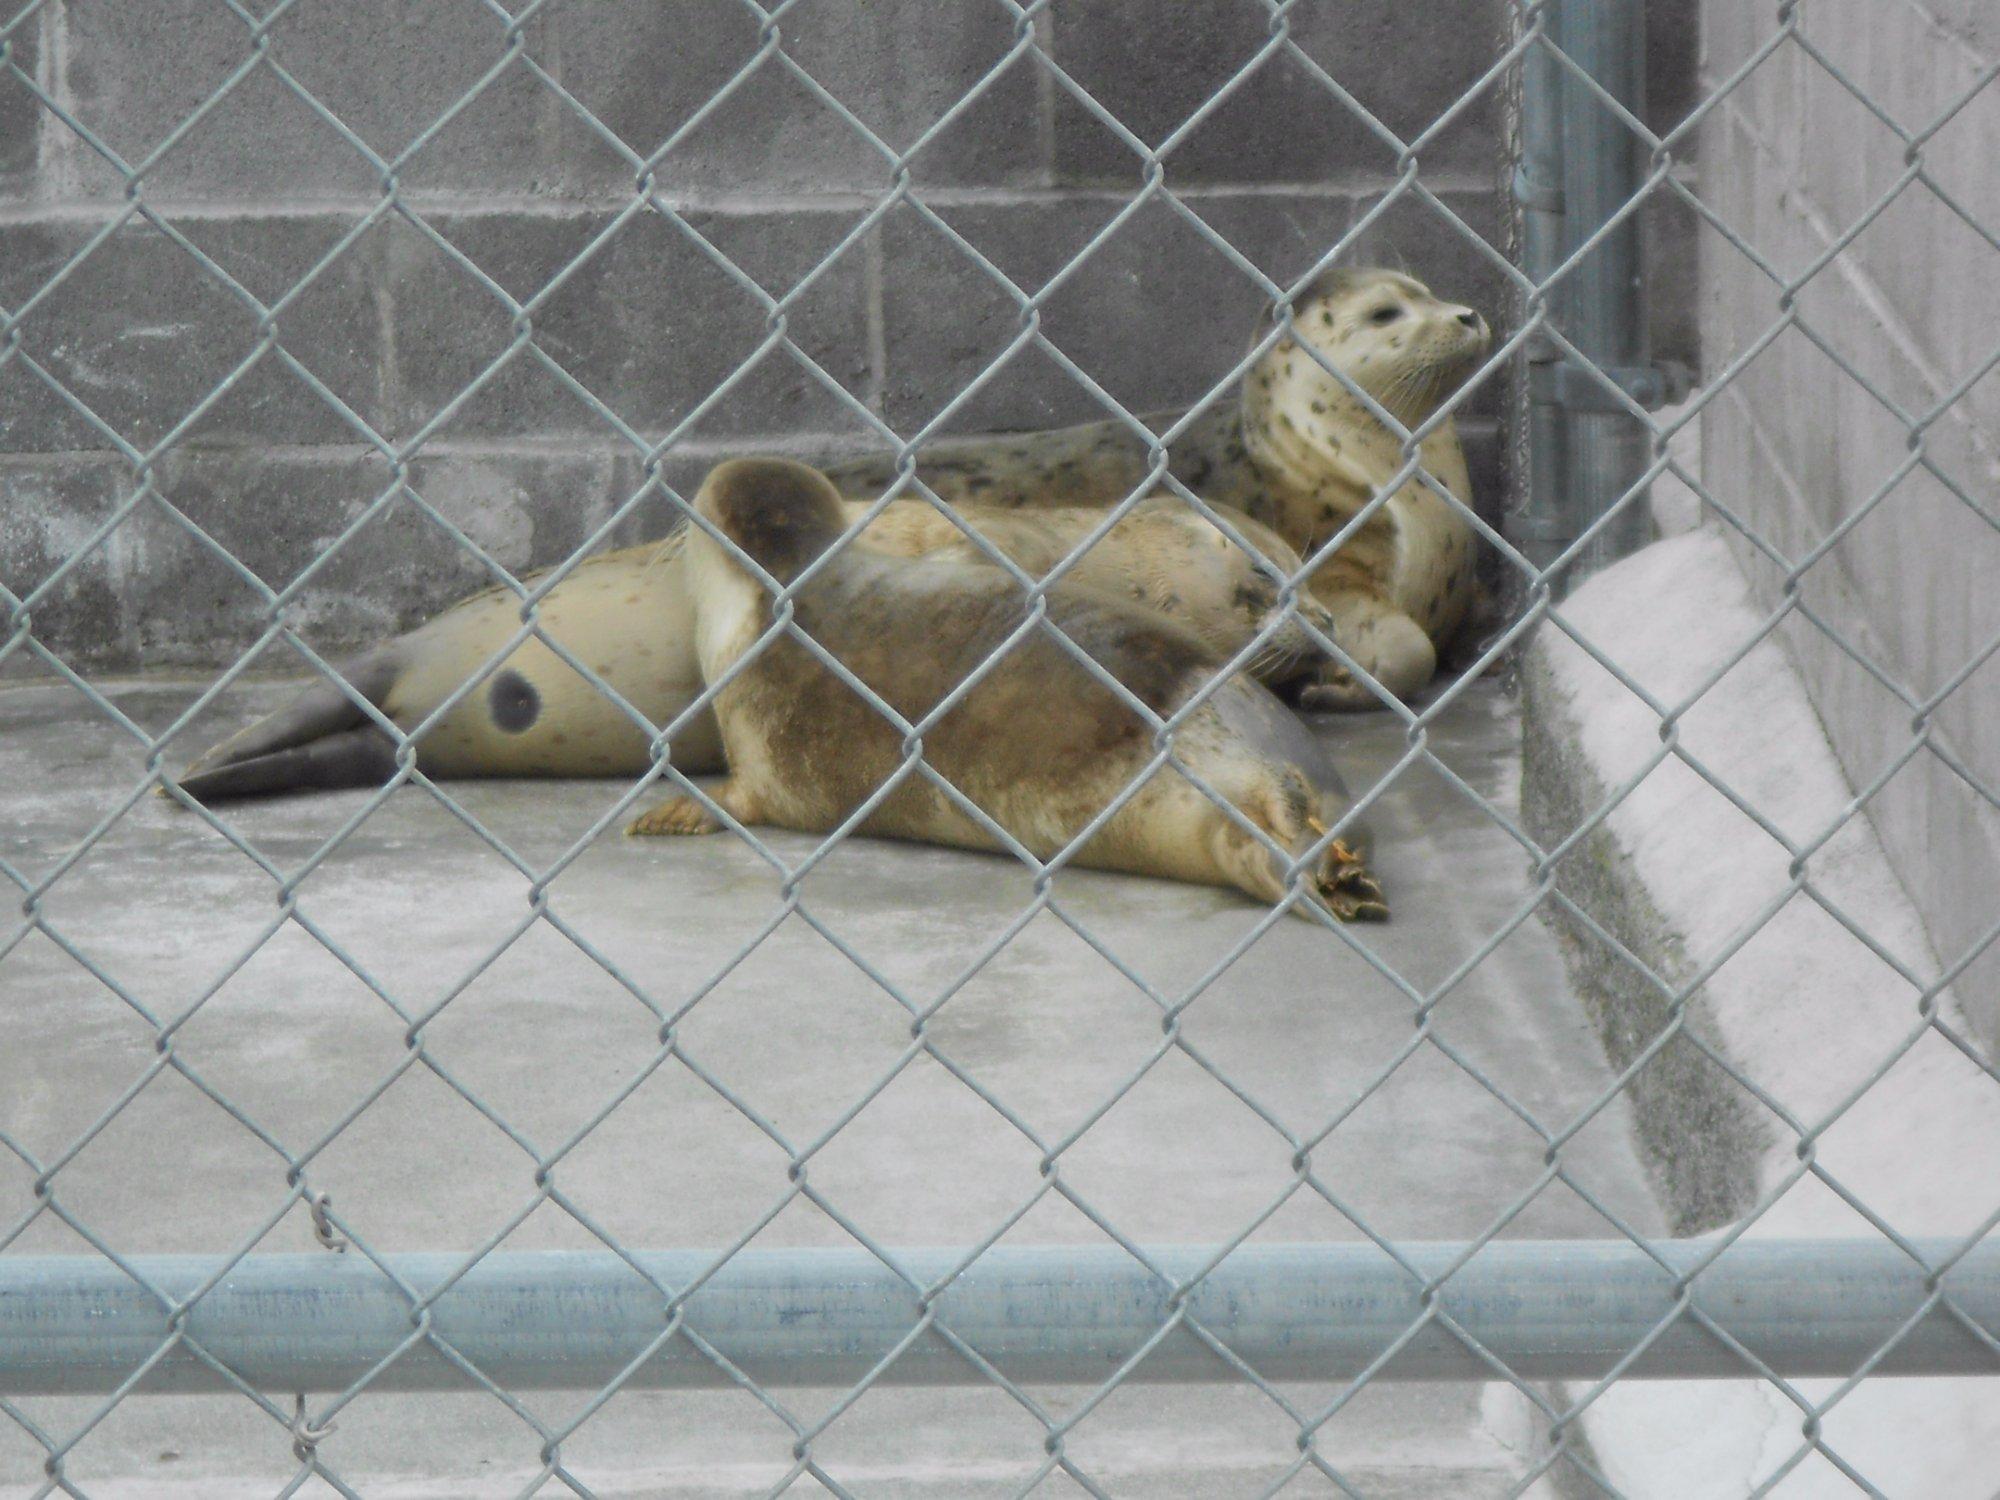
(1517, 0, 1666, 591)
(3, 1240, 1995, 1394)
(1514, 0, 1571, 581)
(1559, 0, 1656, 577)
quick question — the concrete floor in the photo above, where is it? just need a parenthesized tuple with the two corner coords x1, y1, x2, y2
(0, 673, 1663, 1498)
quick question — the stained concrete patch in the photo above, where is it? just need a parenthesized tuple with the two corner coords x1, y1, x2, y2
(0, 672, 1655, 1495)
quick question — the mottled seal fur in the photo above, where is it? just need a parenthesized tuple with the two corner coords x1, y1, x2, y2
(170, 267, 1481, 800)
(627, 458, 1388, 922)
(171, 494, 1336, 802)
(823, 268, 1490, 708)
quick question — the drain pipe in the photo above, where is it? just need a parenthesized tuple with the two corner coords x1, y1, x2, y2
(1517, 0, 1687, 592)
(1514, 0, 1571, 581)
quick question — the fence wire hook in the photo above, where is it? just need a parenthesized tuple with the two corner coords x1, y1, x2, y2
(290, 1394, 335, 1463)
(307, 1189, 348, 1253)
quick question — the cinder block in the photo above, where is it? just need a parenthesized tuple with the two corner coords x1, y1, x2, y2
(1923, 3, 1998, 58)
(111, 446, 634, 669)
(58, 0, 1045, 200)
(1695, 3, 1802, 181)
(877, 190, 1363, 436)
(542, 0, 1044, 192)
(0, 13, 40, 197)
(0, 453, 131, 667)
(385, 205, 873, 446)
(1050, 0, 1507, 186)
(879, 185, 1509, 440)
(1697, 0, 1757, 80)
(1918, 96, 2000, 407)
(60, 1, 562, 200)
(0, 214, 386, 453)
(1796, 56, 1922, 241)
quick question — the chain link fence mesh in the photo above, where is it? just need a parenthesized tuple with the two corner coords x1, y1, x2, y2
(1, 0, 1996, 1494)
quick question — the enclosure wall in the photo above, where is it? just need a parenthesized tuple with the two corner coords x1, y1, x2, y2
(0, 2, 1551, 673)
(1694, 2, 2000, 1051)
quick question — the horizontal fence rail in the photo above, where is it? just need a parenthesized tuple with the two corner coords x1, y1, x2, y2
(4, 1239, 1996, 1395)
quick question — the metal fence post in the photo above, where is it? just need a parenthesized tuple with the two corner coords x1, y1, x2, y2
(1519, 0, 1681, 591)
(1514, 0, 1572, 580)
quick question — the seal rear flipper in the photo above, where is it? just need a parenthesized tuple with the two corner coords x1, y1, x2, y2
(167, 649, 403, 801)
(173, 726, 402, 804)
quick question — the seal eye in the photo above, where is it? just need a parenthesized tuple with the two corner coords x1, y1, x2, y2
(1369, 305, 1402, 326)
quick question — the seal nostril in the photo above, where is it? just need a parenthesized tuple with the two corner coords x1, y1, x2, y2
(1456, 310, 1479, 328)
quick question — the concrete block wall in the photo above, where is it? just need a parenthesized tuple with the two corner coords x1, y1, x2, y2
(1, 0, 1526, 675)
(1694, 0, 2000, 1050)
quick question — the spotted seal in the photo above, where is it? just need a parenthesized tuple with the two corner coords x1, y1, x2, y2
(628, 458, 1388, 921)
(170, 494, 1335, 801)
(822, 267, 1490, 708)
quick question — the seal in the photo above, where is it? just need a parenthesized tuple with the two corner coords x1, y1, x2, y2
(170, 265, 1481, 800)
(170, 495, 1337, 802)
(626, 457, 1389, 922)
(822, 267, 1490, 708)
(167, 536, 717, 801)
(1241, 268, 1489, 708)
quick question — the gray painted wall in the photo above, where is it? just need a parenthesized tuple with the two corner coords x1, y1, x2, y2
(1694, 1, 2000, 1051)
(2, 1, 1530, 670)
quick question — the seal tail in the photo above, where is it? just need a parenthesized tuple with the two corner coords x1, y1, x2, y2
(167, 650, 404, 804)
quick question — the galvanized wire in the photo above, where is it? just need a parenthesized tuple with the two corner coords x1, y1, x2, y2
(1, 0, 1997, 1496)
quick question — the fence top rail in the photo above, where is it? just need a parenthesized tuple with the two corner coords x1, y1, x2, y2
(3, 1237, 1994, 1394)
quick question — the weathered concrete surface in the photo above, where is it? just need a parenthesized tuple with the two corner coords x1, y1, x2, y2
(1520, 527, 2000, 1499)
(0, 674, 1652, 1495)
(1695, 2, 2000, 1050)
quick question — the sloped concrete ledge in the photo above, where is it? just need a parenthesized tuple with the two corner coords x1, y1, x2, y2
(1518, 529, 2000, 1497)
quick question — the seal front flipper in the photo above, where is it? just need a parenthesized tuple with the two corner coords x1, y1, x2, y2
(167, 648, 403, 804)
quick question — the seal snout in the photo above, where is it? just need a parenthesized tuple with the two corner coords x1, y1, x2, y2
(1435, 302, 1491, 356)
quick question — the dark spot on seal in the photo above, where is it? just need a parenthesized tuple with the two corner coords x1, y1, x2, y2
(1232, 581, 1271, 613)
(968, 474, 995, 492)
(490, 670, 540, 733)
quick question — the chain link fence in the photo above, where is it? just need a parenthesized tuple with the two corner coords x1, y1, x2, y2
(2, 0, 1997, 1495)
